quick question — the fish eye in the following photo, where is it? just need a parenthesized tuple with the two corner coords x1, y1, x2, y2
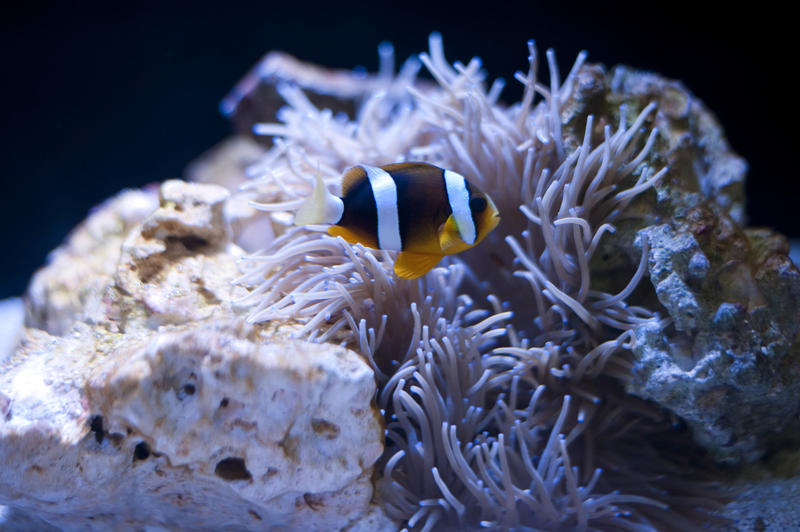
(469, 196, 487, 213)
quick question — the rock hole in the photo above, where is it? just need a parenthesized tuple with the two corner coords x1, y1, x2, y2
(219, 397, 229, 408)
(248, 509, 262, 521)
(214, 457, 252, 481)
(176, 376, 198, 401)
(89, 415, 104, 444)
(310, 418, 340, 439)
(303, 493, 324, 511)
(167, 235, 208, 251)
(133, 441, 151, 461)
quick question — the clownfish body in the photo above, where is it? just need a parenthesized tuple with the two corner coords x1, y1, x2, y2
(294, 162, 500, 279)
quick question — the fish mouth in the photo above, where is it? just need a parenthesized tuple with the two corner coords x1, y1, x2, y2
(488, 213, 501, 231)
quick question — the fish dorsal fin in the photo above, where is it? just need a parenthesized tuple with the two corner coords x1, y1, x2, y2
(394, 251, 443, 280)
(380, 162, 437, 178)
(341, 165, 368, 196)
(343, 162, 438, 195)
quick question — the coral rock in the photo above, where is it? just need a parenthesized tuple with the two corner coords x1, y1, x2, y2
(631, 221, 800, 463)
(184, 135, 275, 253)
(563, 64, 800, 464)
(1, 180, 388, 530)
(1, 323, 384, 531)
(25, 189, 159, 335)
(111, 180, 246, 329)
(608, 66, 749, 226)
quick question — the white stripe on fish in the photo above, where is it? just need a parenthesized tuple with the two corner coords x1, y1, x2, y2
(362, 165, 403, 251)
(444, 169, 476, 245)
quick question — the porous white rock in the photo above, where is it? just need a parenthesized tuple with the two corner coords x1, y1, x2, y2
(1, 322, 384, 531)
(25, 188, 160, 336)
(109, 179, 247, 330)
(0, 180, 389, 531)
(186, 135, 296, 254)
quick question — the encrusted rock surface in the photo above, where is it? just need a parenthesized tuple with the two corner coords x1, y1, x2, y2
(711, 448, 800, 531)
(606, 65, 748, 227)
(0, 180, 388, 531)
(559, 63, 800, 464)
(630, 218, 800, 463)
(24, 188, 159, 336)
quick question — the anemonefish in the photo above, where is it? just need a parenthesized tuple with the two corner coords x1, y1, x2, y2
(294, 162, 500, 279)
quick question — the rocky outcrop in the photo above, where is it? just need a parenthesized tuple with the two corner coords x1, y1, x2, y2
(0, 181, 388, 531)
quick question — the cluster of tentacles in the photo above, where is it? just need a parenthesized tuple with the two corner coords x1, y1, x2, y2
(235, 34, 719, 531)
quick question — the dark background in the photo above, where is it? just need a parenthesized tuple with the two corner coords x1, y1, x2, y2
(1, 2, 795, 298)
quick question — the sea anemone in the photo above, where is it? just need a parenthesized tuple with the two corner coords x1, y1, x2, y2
(234, 34, 719, 531)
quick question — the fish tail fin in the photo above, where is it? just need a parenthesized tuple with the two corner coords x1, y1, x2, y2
(293, 171, 344, 226)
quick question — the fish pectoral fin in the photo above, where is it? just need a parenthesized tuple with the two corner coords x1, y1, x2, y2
(294, 172, 344, 226)
(328, 225, 363, 245)
(438, 215, 463, 253)
(393, 251, 443, 280)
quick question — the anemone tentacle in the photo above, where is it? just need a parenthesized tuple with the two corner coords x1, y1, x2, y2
(234, 35, 718, 531)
